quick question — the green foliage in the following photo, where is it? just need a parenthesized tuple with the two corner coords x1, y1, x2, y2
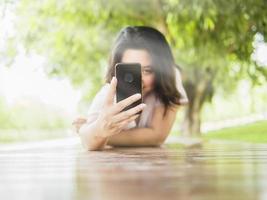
(3, 0, 266, 108)
(12, 0, 159, 101)
(166, 0, 267, 91)
(0, 96, 70, 131)
(8, 0, 266, 99)
(204, 120, 267, 143)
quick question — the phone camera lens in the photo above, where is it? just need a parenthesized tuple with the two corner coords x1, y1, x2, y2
(124, 73, 134, 83)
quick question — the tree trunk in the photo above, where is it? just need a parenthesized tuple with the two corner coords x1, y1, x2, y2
(181, 71, 214, 137)
(151, 6, 215, 137)
(181, 89, 204, 137)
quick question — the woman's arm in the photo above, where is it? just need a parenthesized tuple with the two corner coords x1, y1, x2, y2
(77, 100, 145, 151)
(107, 105, 178, 147)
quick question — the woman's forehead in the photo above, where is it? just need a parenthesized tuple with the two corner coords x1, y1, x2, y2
(121, 49, 152, 67)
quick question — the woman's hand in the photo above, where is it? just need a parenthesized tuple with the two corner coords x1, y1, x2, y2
(96, 76, 146, 138)
(72, 117, 87, 133)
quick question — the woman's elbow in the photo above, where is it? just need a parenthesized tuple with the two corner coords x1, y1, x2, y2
(87, 145, 104, 151)
(78, 123, 106, 151)
(81, 140, 104, 151)
(79, 134, 104, 151)
(154, 132, 169, 146)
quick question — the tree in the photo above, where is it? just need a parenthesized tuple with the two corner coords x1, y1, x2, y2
(167, 0, 267, 136)
(5, 0, 267, 136)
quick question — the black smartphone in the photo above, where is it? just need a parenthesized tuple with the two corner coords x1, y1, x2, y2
(115, 63, 142, 112)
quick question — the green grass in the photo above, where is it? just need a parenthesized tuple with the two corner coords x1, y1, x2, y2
(0, 129, 73, 144)
(203, 120, 267, 143)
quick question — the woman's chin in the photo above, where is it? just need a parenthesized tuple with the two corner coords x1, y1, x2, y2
(142, 89, 153, 98)
(142, 89, 148, 96)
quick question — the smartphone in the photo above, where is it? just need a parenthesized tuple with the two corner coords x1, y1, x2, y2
(115, 63, 142, 112)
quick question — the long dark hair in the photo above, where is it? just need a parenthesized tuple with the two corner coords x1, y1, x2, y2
(106, 26, 181, 114)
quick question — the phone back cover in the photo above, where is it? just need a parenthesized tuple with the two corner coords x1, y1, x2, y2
(115, 63, 142, 111)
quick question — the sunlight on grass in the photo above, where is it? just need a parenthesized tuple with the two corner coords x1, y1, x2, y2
(204, 120, 267, 143)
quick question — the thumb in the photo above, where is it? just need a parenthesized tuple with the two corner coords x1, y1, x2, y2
(104, 76, 117, 106)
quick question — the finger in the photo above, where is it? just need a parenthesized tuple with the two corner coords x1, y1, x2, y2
(116, 114, 140, 130)
(72, 122, 84, 127)
(72, 120, 86, 126)
(72, 120, 80, 125)
(111, 93, 142, 114)
(104, 77, 117, 106)
(73, 121, 83, 128)
(112, 103, 146, 123)
(72, 117, 87, 124)
(74, 124, 82, 133)
(109, 114, 139, 136)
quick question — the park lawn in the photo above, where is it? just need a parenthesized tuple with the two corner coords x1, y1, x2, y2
(203, 120, 267, 143)
(0, 129, 71, 144)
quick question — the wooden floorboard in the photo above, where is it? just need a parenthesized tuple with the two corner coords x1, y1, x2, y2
(0, 140, 267, 200)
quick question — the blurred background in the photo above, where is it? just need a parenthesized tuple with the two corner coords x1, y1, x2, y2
(0, 0, 266, 144)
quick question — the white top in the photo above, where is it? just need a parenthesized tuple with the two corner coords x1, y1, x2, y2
(87, 68, 188, 130)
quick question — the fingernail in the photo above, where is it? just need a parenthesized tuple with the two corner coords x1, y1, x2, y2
(111, 77, 115, 83)
(135, 93, 141, 98)
(140, 103, 146, 108)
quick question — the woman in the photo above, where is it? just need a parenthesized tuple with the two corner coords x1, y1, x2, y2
(73, 26, 188, 151)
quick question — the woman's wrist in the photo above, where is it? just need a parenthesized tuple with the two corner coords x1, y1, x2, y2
(77, 119, 108, 150)
(93, 118, 108, 138)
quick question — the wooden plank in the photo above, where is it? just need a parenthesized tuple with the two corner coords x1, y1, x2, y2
(0, 140, 267, 200)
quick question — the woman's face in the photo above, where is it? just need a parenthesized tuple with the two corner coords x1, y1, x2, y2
(121, 49, 155, 97)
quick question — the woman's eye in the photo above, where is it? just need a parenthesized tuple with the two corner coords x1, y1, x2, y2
(143, 69, 153, 74)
